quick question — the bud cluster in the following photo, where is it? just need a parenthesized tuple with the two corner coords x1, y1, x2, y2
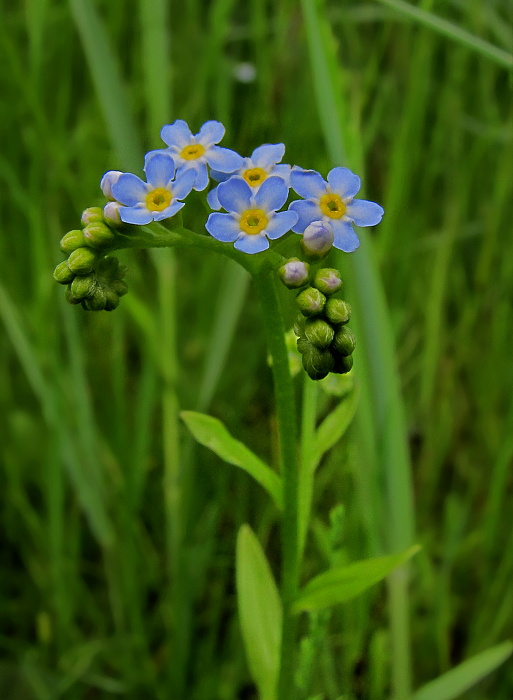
(53, 207, 128, 311)
(293, 268, 355, 381)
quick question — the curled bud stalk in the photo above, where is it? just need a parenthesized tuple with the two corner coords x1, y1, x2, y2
(278, 258, 310, 289)
(313, 268, 343, 295)
(296, 287, 326, 317)
(64, 256, 128, 311)
(300, 221, 334, 261)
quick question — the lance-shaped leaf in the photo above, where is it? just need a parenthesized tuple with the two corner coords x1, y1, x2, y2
(413, 640, 513, 700)
(181, 411, 283, 509)
(310, 387, 359, 471)
(292, 545, 420, 614)
(236, 524, 282, 700)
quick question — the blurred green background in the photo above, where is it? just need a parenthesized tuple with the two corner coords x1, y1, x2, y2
(1, 0, 512, 698)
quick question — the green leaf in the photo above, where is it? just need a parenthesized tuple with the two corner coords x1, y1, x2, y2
(181, 411, 283, 509)
(292, 545, 420, 613)
(310, 388, 359, 471)
(236, 524, 282, 700)
(413, 641, 513, 700)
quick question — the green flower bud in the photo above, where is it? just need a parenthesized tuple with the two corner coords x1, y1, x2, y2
(313, 268, 343, 295)
(325, 298, 351, 325)
(296, 286, 326, 317)
(296, 335, 310, 354)
(305, 318, 335, 349)
(302, 345, 335, 381)
(71, 274, 97, 300)
(332, 352, 353, 375)
(110, 279, 129, 297)
(332, 326, 356, 356)
(83, 222, 116, 249)
(81, 207, 104, 226)
(53, 260, 74, 285)
(104, 289, 120, 311)
(278, 258, 310, 289)
(60, 229, 86, 255)
(65, 285, 82, 305)
(300, 221, 334, 260)
(67, 247, 98, 275)
(293, 313, 306, 337)
(82, 288, 107, 311)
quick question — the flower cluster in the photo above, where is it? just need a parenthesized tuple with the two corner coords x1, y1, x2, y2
(94, 118, 383, 255)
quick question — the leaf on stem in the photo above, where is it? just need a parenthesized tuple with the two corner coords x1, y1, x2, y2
(292, 545, 420, 613)
(236, 524, 282, 700)
(413, 640, 513, 700)
(310, 388, 359, 471)
(180, 411, 283, 509)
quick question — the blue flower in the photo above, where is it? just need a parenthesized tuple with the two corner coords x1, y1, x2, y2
(290, 167, 384, 252)
(207, 143, 291, 210)
(205, 176, 298, 254)
(148, 120, 243, 192)
(111, 152, 195, 225)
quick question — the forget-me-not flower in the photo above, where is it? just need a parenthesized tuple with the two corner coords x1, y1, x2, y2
(206, 176, 298, 254)
(149, 120, 243, 192)
(290, 167, 384, 252)
(207, 143, 291, 210)
(110, 152, 195, 225)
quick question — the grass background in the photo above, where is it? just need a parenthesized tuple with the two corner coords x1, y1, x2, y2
(0, 0, 512, 697)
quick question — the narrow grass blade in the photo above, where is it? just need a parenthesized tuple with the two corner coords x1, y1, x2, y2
(181, 411, 283, 509)
(236, 524, 282, 700)
(413, 641, 513, 700)
(292, 545, 420, 614)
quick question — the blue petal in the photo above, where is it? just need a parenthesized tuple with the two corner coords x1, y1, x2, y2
(119, 205, 153, 225)
(327, 167, 361, 199)
(207, 186, 221, 210)
(290, 169, 327, 199)
(345, 199, 384, 227)
(172, 168, 197, 199)
(234, 233, 269, 254)
(197, 120, 225, 146)
(161, 120, 193, 148)
(205, 212, 241, 242)
(254, 176, 288, 212)
(331, 219, 360, 252)
(217, 177, 252, 214)
(265, 210, 298, 240)
(112, 174, 148, 206)
(177, 162, 209, 191)
(210, 169, 233, 183)
(100, 170, 122, 199)
(144, 152, 176, 188)
(206, 145, 244, 172)
(153, 201, 184, 221)
(289, 200, 321, 233)
(251, 143, 285, 169)
(270, 164, 291, 185)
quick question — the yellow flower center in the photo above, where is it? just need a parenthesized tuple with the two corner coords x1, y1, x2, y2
(240, 208, 268, 235)
(180, 144, 206, 160)
(319, 193, 346, 219)
(243, 167, 268, 186)
(146, 187, 172, 211)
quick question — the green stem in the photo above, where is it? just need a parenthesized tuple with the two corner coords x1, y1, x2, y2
(253, 264, 300, 700)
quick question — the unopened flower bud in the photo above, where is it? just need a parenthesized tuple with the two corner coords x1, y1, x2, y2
(103, 201, 123, 225)
(83, 288, 107, 311)
(325, 298, 351, 325)
(83, 222, 116, 249)
(110, 279, 129, 297)
(65, 285, 82, 305)
(67, 247, 98, 275)
(305, 318, 335, 349)
(293, 314, 306, 337)
(53, 260, 74, 285)
(300, 221, 334, 260)
(332, 326, 356, 356)
(60, 230, 86, 255)
(278, 258, 310, 289)
(104, 289, 120, 311)
(296, 286, 326, 317)
(100, 170, 123, 200)
(332, 353, 353, 375)
(81, 207, 104, 226)
(313, 268, 343, 295)
(71, 274, 97, 300)
(296, 335, 310, 354)
(302, 345, 335, 381)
